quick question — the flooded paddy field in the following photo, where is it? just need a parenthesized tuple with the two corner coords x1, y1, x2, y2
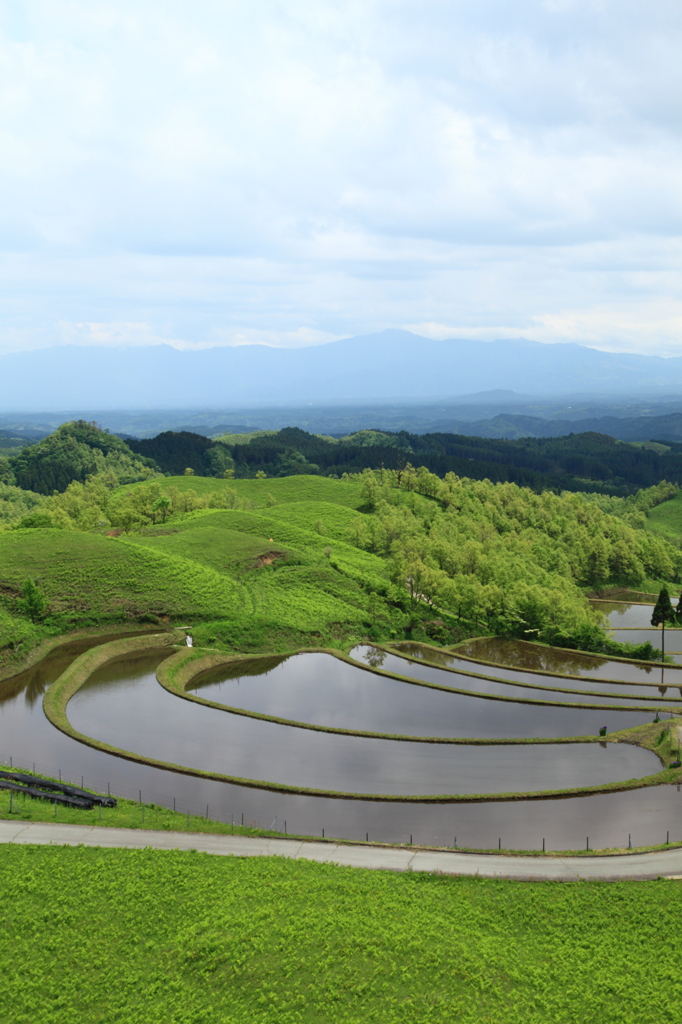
(0, 639, 680, 851)
(390, 639, 682, 690)
(350, 645, 678, 709)
(191, 651, 664, 736)
(65, 655, 659, 798)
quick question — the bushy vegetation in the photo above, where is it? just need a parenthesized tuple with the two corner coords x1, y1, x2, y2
(2, 420, 156, 494)
(348, 467, 682, 645)
(3, 419, 682, 664)
(1, 845, 681, 1024)
(126, 429, 236, 477)
(206, 424, 682, 495)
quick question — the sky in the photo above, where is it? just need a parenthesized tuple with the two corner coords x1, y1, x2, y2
(1, 0, 682, 356)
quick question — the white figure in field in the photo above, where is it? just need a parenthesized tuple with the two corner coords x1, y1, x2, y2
(185, 633, 193, 647)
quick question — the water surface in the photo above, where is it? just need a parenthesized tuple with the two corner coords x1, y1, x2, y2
(404, 638, 682, 689)
(351, 646, 675, 711)
(0, 647, 680, 850)
(67, 657, 660, 797)
(196, 650, 661, 737)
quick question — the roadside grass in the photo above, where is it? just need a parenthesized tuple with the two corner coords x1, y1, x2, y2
(0, 784, 269, 837)
(1, 845, 682, 1024)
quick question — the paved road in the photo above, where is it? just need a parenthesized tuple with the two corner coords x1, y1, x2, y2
(3, 819, 682, 880)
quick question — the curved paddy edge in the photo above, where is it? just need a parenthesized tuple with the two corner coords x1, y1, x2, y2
(158, 647, 600, 745)
(390, 638, 682, 692)
(42, 636, 679, 804)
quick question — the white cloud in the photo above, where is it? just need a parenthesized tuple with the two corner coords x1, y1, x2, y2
(0, 1, 681, 356)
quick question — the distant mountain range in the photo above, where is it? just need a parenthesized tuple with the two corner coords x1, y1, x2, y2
(4, 329, 682, 411)
(426, 412, 682, 442)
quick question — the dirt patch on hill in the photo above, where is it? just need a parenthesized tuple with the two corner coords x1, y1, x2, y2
(254, 550, 286, 568)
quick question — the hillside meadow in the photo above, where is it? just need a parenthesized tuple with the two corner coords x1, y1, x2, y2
(1, 844, 680, 1024)
(2, 456, 682, 669)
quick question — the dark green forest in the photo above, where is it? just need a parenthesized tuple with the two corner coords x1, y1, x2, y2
(4, 421, 682, 498)
(142, 425, 682, 495)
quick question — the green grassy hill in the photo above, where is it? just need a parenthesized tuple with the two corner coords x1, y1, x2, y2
(647, 491, 682, 542)
(0, 529, 245, 624)
(0, 498, 385, 666)
(120, 473, 365, 509)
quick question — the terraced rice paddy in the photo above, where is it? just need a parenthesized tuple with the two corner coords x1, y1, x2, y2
(593, 598, 682, 662)
(2, 607, 682, 850)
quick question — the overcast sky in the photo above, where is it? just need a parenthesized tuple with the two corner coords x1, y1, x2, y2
(1, 0, 682, 356)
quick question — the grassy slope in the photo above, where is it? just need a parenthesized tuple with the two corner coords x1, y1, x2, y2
(1, 845, 680, 1024)
(0, 529, 246, 622)
(648, 490, 682, 542)
(0, 489, 385, 648)
(122, 473, 365, 508)
(124, 511, 387, 639)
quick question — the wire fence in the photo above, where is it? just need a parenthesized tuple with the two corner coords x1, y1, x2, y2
(2, 751, 681, 853)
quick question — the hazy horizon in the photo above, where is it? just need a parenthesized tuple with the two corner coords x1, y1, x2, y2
(1, 3, 682, 360)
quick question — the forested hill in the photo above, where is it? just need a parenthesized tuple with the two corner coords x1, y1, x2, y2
(4, 421, 682, 497)
(2, 421, 156, 494)
(214, 427, 682, 496)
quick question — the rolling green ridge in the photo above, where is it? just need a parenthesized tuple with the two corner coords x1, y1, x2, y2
(647, 490, 682, 542)
(3, 422, 682, 669)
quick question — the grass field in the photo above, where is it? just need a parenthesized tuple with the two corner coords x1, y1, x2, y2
(0, 504, 385, 659)
(648, 491, 682, 543)
(121, 473, 366, 509)
(1, 844, 680, 1024)
(0, 529, 245, 623)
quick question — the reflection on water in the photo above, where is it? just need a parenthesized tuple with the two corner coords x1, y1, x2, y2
(0, 649, 680, 850)
(197, 649, 660, 737)
(610, 629, 682, 653)
(68, 657, 660, 797)
(0, 630, 167, 709)
(448, 637, 682, 684)
(591, 600, 682, 630)
(371, 643, 681, 700)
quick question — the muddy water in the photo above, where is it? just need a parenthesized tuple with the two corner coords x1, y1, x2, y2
(401, 638, 682, 689)
(0, 647, 680, 851)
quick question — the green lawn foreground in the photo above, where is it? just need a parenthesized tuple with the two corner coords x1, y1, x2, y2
(1, 845, 680, 1024)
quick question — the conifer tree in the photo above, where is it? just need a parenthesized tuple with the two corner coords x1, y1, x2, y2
(652, 587, 676, 660)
